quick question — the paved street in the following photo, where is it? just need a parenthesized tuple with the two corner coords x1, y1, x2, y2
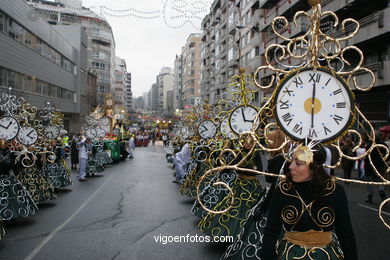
(0, 144, 389, 260)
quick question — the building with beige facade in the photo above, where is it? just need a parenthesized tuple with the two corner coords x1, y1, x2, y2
(181, 33, 202, 109)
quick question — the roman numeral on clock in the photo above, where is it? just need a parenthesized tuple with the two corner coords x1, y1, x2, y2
(309, 128, 318, 138)
(336, 102, 346, 108)
(324, 126, 332, 135)
(279, 100, 289, 109)
(293, 124, 303, 135)
(333, 115, 343, 125)
(333, 89, 342, 95)
(283, 88, 293, 96)
(281, 113, 293, 126)
(309, 73, 321, 83)
(292, 77, 303, 88)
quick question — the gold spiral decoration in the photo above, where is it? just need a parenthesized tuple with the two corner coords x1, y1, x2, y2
(282, 205, 300, 225)
(316, 207, 335, 227)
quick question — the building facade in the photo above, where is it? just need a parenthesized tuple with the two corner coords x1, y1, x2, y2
(200, 0, 262, 106)
(125, 72, 132, 112)
(26, 0, 116, 105)
(181, 33, 202, 109)
(0, 0, 87, 132)
(113, 56, 126, 107)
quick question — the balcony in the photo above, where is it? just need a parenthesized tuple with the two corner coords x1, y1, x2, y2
(352, 60, 390, 90)
(337, 8, 390, 47)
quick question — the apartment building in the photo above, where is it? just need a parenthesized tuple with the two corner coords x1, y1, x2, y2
(26, 0, 117, 105)
(181, 33, 202, 109)
(0, 0, 93, 132)
(200, 0, 262, 106)
(125, 73, 133, 112)
(113, 57, 127, 107)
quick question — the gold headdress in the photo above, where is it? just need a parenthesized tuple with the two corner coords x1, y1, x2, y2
(0, 138, 7, 146)
(293, 139, 320, 165)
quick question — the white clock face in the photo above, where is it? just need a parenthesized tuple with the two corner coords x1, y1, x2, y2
(44, 124, 60, 139)
(96, 127, 106, 138)
(180, 126, 191, 138)
(229, 105, 259, 135)
(275, 67, 353, 142)
(18, 126, 38, 145)
(86, 128, 97, 139)
(100, 116, 111, 132)
(198, 120, 217, 139)
(0, 116, 20, 140)
(220, 117, 237, 140)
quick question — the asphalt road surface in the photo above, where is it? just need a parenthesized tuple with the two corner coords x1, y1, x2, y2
(0, 144, 389, 260)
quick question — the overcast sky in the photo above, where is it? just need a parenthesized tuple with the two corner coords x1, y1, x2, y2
(81, 0, 212, 97)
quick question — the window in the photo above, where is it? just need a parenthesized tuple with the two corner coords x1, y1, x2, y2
(0, 11, 5, 33)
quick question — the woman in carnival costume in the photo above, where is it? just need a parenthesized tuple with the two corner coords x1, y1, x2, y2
(42, 139, 72, 189)
(0, 139, 37, 221)
(198, 134, 265, 240)
(222, 130, 287, 260)
(261, 140, 357, 260)
(17, 145, 56, 204)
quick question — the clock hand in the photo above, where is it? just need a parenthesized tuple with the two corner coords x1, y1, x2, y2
(241, 108, 247, 122)
(4, 121, 12, 129)
(27, 130, 35, 138)
(200, 125, 208, 134)
(311, 82, 316, 128)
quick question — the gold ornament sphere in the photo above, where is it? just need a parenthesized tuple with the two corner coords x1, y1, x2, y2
(308, 0, 321, 6)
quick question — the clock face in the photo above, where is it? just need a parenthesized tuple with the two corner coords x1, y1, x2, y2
(229, 105, 259, 135)
(18, 126, 38, 145)
(85, 128, 97, 139)
(44, 124, 60, 139)
(180, 126, 191, 138)
(198, 120, 217, 139)
(96, 127, 106, 138)
(220, 117, 237, 140)
(274, 67, 354, 142)
(0, 116, 20, 140)
(100, 116, 111, 132)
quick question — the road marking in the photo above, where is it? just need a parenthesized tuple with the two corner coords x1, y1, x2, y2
(24, 173, 116, 260)
(357, 203, 390, 216)
(163, 146, 173, 154)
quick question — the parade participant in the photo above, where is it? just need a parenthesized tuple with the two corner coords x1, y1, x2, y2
(173, 141, 191, 183)
(17, 145, 57, 204)
(0, 139, 37, 220)
(42, 139, 72, 188)
(78, 136, 90, 182)
(128, 134, 135, 159)
(221, 130, 286, 260)
(70, 135, 79, 170)
(261, 141, 357, 260)
(198, 134, 264, 240)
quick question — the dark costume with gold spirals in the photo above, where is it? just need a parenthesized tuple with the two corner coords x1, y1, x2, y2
(42, 147, 72, 188)
(17, 154, 56, 204)
(198, 150, 264, 240)
(0, 148, 37, 221)
(261, 178, 357, 260)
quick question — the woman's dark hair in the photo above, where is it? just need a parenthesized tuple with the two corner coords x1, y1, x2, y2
(286, 143, 331, 202)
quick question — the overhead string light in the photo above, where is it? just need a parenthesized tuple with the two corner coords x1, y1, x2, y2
(86, 0, 213, 29)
